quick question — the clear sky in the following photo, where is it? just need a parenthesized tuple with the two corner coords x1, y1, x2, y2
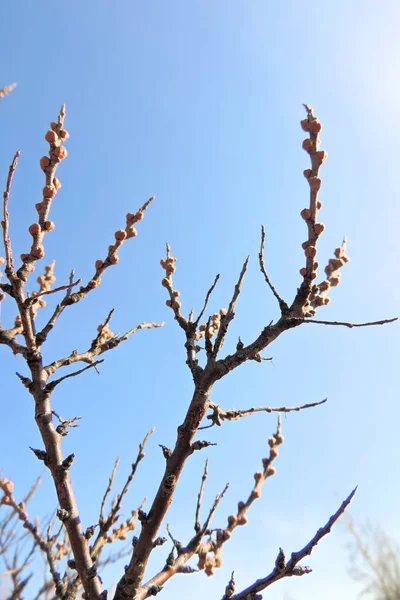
(1, 1, 399, 599)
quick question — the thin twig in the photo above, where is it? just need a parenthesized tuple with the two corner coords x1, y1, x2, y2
(33, 277, 81, 299)
(194, 275, 220, 327)
(259, 225, 289, 314)
(201, 482, 230, 534)
(303, 317, 398, 328)
(194, 460, 208, 534)
(91, 429, 154, 562)
(229, 486, 358, 600)
(2, 152, 20, 279)
(46, 360, 104, 391)
(200, 399, 327, 428)
(212, 257, 249, 358)
(100, 458, 120, 523)
(35, 272, 78, 346)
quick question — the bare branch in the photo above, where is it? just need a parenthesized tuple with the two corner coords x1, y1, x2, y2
(46, 360, 104, 391)
(303, 317, 398, 329)
(212, 257, 249, 358)
(2, 151, 20, 281)
(201, 398, 327, 428)
(0, 328, 28, 357)
(229, 486, 357, 600)
(194, 460, 208, 534)
(100, 458, 120, 524)
(201, 482, 230, 535)
(259, 225, 289, 314)
(91, 429, 154, 562)
(35, 270, 77, 346)
(43, 320, 163, 380)
(194, 274, 220, 327)
(33, 277, 81, 299)
(63, 197, 155, 307)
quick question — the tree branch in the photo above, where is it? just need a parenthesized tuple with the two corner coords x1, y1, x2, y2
(201, 398, 327, 428)
(259, 225, 289, 315)
(229, 486, 357, 600)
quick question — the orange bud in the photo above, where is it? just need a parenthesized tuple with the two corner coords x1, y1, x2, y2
(43, 220, 55, 232)
(126, 226, 137, 238)
(302, 138, 313, 152)
(314, 223, 325, 235)
(299, 267, 307, 277)
(35, 202, 43, 212)
(161, 278, 169, 287)
(43, 185, 56, 198)
(59, 129, 69, 140)
(87, 279, 99, 290)
(251, 488, 261, 499)
(300, 208, 311, 220)
(334, 247, 344, 258)
(54, 146, 67, 160)
(114, 229, 127, 241)
(330, 276, 340, 287)
(303, 168, 312, 178)
(109, 254, 119, 265)
(300, 119, 310, 131)
(45, 130, 58, 144)
(316, 150, 328, 163)
(29, 223, 41, 236)
(50, 122, 58, 131)
(308, 177, 321, 191)
(31, 245, 45, 259)
(309, 120, 322, 134)
(227, 515, 237, 527)
(40, 156, 50, 170)
(53, 177, 62, 190)
(95, 260, 103, 270)
(305, 246, 317, 258)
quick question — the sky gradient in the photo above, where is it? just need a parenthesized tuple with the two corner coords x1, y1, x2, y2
(1, 1, 400, 598)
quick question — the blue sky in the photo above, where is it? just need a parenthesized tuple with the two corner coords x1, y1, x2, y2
(1, 1, 400, 598)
